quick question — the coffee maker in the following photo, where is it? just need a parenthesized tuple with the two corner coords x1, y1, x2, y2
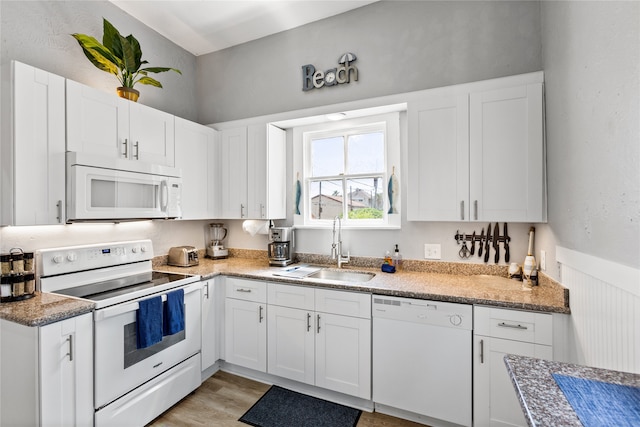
(268, 227, 295, 266)
(206, 223, 229, 259)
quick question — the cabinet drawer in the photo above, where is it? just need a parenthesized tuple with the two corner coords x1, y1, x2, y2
(315, 289, 371, 319)
(268, 283, 314, 310)
(474, 306, 552, 345)
(225, 277, 267, 303)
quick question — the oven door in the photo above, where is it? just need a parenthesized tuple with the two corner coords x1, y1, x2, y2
(93, 281, 201, 409)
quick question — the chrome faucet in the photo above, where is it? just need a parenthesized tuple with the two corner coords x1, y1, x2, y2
(331, 216, 350, 268)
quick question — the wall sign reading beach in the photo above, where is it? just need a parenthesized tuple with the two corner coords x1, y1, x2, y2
(302, 52, 358, 91)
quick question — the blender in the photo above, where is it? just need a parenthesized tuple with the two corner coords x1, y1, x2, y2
(206, 223, 229, 259)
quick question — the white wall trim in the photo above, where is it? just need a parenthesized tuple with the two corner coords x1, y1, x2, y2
(556, 246, 640, 297)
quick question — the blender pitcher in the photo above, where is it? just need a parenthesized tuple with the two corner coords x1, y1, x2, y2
(207, 223, 228, 259)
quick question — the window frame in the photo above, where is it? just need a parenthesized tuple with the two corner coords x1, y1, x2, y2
(293, 112, 401, 229)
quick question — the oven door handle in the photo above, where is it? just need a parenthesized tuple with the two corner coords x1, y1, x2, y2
(94, 283, 200, 322)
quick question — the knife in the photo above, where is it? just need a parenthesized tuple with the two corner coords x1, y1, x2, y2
(494, 222, 500, 263)
(470, 231, 476, 256)
(478, 228, 485, 257)
(504, 223, 510, 263)
(484, 223, 491, 263)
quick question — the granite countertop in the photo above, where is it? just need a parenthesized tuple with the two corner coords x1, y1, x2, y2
(154, 255, 570, 314)
(0, 292, 95, 327)
(504, 354, 640, 426)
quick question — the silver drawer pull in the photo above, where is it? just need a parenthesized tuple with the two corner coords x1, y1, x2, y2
(236, 288, 252, 293)
(498, 322, 528, 330)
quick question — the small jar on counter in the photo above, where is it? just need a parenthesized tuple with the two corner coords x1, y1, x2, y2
(10, 250, 24, 273)
(24, 272, 36, 295)
(0, 254, 11, 275)
(24, 252, 34, 272)
(11, 274, 25, 297)
(0, 275, 12, 298)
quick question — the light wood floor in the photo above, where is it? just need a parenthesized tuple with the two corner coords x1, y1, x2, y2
(148, 370, 427, 427)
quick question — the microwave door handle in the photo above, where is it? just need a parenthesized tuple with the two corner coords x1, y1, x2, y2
(160, 180, 169, 213)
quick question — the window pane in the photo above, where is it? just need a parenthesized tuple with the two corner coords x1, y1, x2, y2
(311, 136, 344, 177)
(309, 179, 343, 219)
(347, 132, 384, 174)
(345, 177, 384, 220)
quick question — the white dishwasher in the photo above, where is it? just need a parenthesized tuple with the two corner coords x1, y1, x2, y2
(373, 295, 472, 427)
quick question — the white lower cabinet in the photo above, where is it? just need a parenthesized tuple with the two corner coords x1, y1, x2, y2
(473, 306, 553, 427)
(0, 313, 93, 427)
(267, 283, 371, 399)
(224, 278, 267, 372)
(201, 277, 222, 373)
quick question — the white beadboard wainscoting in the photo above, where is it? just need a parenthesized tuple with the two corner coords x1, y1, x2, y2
(557, 246, 640, 374)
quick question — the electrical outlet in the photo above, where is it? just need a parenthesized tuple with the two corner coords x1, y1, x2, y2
(540, 250, 546, 271)
(424, 244, 441, 260)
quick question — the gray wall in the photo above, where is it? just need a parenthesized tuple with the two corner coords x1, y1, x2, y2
(197, 0, 542, 124)
(538, 1, 640, 273)
(0, 1, 197, 120)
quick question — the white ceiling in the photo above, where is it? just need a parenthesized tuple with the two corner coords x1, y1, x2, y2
(109, 0, 378, 56)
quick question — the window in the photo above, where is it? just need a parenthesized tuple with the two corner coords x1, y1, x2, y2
(293, 112, 400, 228)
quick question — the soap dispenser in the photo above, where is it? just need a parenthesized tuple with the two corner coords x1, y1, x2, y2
(393, 244, 403, 270)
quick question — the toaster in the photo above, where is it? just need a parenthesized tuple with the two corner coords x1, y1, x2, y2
(167, 246, 199, 267)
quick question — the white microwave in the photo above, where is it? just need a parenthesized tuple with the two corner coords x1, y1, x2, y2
(66, 152, 182, 222)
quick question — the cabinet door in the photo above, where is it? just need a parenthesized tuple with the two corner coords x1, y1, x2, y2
(407, 94, 469, 221)
(315, 313, 371, 399)
(129, 102, 175, 166)
(219, 127, 248, 218)
(247, 124, 286, 219)
(474, 336, 552, 427)
(9, 61, 65, 225)
(66, 79, 129, 158)
(224, 298, 266, 372)
(470, 83, 545, 222)
(39, 313, 93, 427)
(267, 305, 315, 384)
(201, 278, 220, 372)
(175, 117, 217, 219)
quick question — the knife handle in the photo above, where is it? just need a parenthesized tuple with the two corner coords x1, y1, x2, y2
(505, 243, 510, 263)
(478, 241, 483, 257)
(495, 244, 499, 263)
(484, 243, 490, 263)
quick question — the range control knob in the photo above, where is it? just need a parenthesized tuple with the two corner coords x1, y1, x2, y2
(450, 314, 462, 326)
(140, 246, 147, 253)
(52, 255, 64, 264)
(131, 247, 139, 253)
(67, 253, 78, 262)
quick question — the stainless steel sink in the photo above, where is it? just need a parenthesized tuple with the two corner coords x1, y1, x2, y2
(307, 269, 375, 283)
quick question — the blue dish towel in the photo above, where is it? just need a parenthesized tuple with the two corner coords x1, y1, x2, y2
(553, 373, 640, 427)
(163, 288, 185, 336)
(136, 296, 163, 349)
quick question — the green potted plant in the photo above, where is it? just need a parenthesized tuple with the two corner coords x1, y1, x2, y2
(72, 18, 181, 101)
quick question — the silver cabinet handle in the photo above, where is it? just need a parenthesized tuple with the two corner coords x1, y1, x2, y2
(236, 288, 252, 293)
(460, 201, 465, 220)
(261, 204, 265, 218)
(259, 305, 264, 323)
(204, 283, 209, 299)
(56, 200, 63, 223)
(122, 138, 128, 158)
(307, 313, 311, 332)
(240, 204, 245, 218)
(474, 200, 478, 220)
(480, 339, 484, 364)
(498, 322, 528, 330)
(66, 335, 73, 362)
(134, 141, 140, 160)
(316, 314, 321, 334)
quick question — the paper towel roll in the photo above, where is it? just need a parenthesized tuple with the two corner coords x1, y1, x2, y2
(242, 220, 270, 236)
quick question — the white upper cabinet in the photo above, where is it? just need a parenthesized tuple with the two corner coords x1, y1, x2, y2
(1, 61, 66, 226)
(470, 83, 545, 222)
(408, 73, 546, 222)
(217, 123, 286, 220)
(66, 79, 175, 167)
(219, 127, 248, 219)
(175, 117, 217, 219)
